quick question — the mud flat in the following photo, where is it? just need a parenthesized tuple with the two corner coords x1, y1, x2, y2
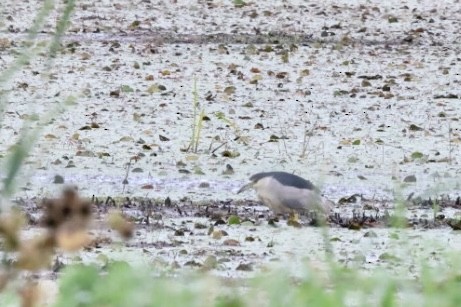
(0, 0, 460, 202)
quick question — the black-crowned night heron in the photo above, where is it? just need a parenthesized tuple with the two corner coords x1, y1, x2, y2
(237, 171, 332, 215)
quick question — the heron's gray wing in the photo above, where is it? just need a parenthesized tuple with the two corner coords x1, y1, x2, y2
(281, 190, 323, 211)
(272, 172, 318, 191)
(250, 172, 319, 191)
(280, 197, 307, 210)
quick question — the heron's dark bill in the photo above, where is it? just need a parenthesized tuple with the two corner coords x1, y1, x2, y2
(237, 182, 254, 194)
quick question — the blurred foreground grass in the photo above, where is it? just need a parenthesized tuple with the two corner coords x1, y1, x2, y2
(52, 257, 461, 307)
(1, 257, 461, 307)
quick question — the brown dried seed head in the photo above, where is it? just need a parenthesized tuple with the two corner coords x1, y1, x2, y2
(0, 210, 25, 236)
(62, 185, 78, 201)
(19, 281, 41, 307)
(71, 200, 92, 220)
(79, 201, 92, 218)
(56, 228, 91, 252)
(44, 217, 57, 229)
(40, 187, 92, 230)
(61, 204, 72, 218)
(0, 210, 25, 251)
(15, 234, 55, 271)
(40, 199, 63, 229)
(119, 223, 134, 240)
(41, 199, 54, 210)
(108, 210, 134, 240)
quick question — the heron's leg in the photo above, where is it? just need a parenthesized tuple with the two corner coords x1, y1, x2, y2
(286, 210, 302, 227)
(288, 210, 300, 221)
